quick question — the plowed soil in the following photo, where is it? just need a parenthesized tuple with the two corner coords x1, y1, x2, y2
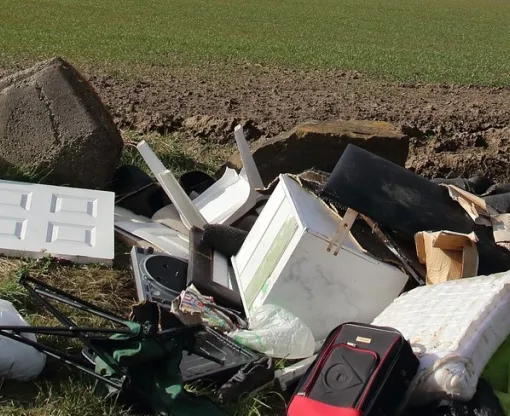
(6, 63, 510, 182)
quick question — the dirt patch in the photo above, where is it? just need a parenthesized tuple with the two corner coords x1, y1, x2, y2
(181, 115, 263, 143)
(3, 63, 510, 182)
(407, 126, 510, 183)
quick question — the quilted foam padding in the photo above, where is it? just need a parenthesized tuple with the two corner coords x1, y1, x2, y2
(371, 272, 510, 405)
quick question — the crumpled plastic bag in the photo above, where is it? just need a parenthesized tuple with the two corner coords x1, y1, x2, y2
(228, 304, 315, 359)
(0, 299, 46, 381)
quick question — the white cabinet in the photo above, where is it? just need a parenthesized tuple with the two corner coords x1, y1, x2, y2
(232, 175, 409, 341)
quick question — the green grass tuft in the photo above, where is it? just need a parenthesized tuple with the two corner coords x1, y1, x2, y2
(121, 132, 218, 177)
(0, 375, 134, 416)
(120, 131, 232, 178)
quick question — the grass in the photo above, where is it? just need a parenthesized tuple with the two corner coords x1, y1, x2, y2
(120, 131, 233, 178)
(0, 135, 284, 416)
(0, 257, 138, 416)
(2, 0, 510, 85)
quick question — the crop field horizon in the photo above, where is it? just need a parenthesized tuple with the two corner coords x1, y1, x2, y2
(1, 0, 510, 85)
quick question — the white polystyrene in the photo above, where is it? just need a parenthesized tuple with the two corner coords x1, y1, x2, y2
(136, 140, 207, 230)
(191, 167, 258, 226)
(372, 272, 510, 404)
(114, 206, 189, 260)
(157, 171, 207, 229)
(0, 300, 46, 381)
(138, 127, 263, 229)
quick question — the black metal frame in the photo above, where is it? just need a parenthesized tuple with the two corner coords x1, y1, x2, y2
(0, 274, 133, 389)
(0, 274, 225, 392)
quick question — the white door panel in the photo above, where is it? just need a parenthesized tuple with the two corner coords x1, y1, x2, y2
(0, 180, 114, 264)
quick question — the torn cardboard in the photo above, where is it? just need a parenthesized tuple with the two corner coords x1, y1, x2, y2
(444, 185, 510, 249)
(415, 230, 479, 285)
(492, 214, 510, 248)
(444, 185, 495, 226)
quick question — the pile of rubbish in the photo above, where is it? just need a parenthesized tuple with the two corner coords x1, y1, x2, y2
(3, 59, 510, 416)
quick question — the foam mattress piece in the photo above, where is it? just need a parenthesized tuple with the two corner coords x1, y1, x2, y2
(371, 272, 510, 405)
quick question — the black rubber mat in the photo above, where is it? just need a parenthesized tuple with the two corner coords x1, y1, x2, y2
(322, 145, 510, 275)
(484, 193, 510, 213)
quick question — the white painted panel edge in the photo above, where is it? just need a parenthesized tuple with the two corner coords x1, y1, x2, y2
(248, 226, 303, 314)
(232, 179, 287, 274)
(115, 219, 189, 261)
(234, 192, 294, 290)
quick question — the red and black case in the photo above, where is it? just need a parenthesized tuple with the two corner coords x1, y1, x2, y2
(287, 323, 419, 416)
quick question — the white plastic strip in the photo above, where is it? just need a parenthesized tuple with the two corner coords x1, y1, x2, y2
(137, 140, 167, 176)
(157, 170, 207, 230)
(234, 124, 264, 189)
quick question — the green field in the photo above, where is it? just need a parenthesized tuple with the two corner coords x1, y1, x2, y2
(2, 0, 510, 85)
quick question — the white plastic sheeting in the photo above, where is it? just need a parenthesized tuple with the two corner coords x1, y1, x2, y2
(228, 304, 315, 360)
(0, 299, 46, 381)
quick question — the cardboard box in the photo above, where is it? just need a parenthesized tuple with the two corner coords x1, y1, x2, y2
(415, 230, 479, 285)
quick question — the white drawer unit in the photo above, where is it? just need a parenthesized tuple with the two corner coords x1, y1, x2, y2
(232, 174, 409, 341)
